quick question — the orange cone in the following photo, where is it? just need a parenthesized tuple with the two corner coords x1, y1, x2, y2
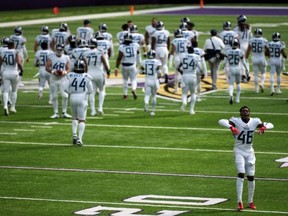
(200, 0, 204, 8)
(130, 5, 134, 16)
(53, 7, 59, 14)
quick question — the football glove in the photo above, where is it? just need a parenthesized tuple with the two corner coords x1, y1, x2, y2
(230, 126, 240, 135)
(258, 126, 266, 134)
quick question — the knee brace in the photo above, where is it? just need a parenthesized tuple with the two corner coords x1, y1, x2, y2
(238, 173, 245, 178)
(247, 176, 254, 181)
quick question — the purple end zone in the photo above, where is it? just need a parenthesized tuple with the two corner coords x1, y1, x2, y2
(150, 7, 288, 16)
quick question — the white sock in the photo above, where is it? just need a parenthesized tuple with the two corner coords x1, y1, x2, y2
(236, 177, 244, 203)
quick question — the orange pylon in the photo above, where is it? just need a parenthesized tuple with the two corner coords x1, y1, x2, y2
(200, 0, 204, 8)
(130, 5, 134, 15)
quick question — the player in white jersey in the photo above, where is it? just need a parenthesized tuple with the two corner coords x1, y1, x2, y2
(179, 22, 194, 46)
(64, 34, 77, 58)
(45, 43, 71, 119)
(94, 31, 112, 73)
(223, 38, 249, 105)
(245, 28, 268, 93)
(50, 26, 70, 51)
(0, 37, 10, 102)
(83, 38, 110, 116)
(151, 21, 170, 83)
(98, 23, 114, 58)
(0, 38, 23, 115)
(76, 19, 94, 42)
(130, 25, 147, 62)
(234, 15, 253, 83)
(34, 26, 52, 53)
(140, 50, 162, 116)
(63, 59, 93, 146)
(169, 29, 189, 93)
(10, 26, 29, 87)
(180, 17, 199, 45)
(219, 21, 239, 83)
(115, 33, 140, 99)
(265, 32, 287, 95)
(34, 41, 53, 101)
(51, 22, 71, 36)
(203, 29, 225, 90)
(70, 39, 89, 71)
(193, 42, 207, 102)
(145, 17, 158, 51)
(116, 23, 129, 45)
(218, 106, 273, 211)
(177, 46, 203, 115)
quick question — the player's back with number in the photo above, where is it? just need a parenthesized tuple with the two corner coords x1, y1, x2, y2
(119, 43, 139, 64)
(141, 59, 161, 80)
(65, 72, 92, 95)
(180, 53, 200, 76)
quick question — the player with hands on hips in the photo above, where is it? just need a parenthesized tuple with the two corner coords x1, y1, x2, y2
(218, 106, 273, 211)
(63, 59, 93, 146)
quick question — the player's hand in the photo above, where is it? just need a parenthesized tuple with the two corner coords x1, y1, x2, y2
(230, 126, 240, 135)
(114, 68, 118, 77)
(257, 126, 266, 134)
(19, 69, 23, 76)
(107, 69, 111, 79)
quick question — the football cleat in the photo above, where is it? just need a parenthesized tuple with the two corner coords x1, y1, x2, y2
(10, 107, 16, 113)
(75, 140, 84, 146)
(4, 108, 9, 116)
(237, 202, 244, 211)
(260, 85, 264, 93)
(229, 96, 233, 105)
(50, 113, 59, 119)
(91, 110, 96, 116)
(131, 90, 137, 100)
(62, 112, 71, 118)
(249, 202, 256, 210)
(97, 110, 104, 116)
(189, 109, 195, 115)
(72, 135, 78, 145)
(123, 95, 128, 99)
(150, 112, 155, 116)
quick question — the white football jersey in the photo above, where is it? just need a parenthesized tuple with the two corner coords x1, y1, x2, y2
(141, 59, 162, 80)
(9, 35, 26, 54)
(234, 26, 253, 51)
(116, 30, 129, 45)
(35, 34, 52, 50)
(171, 38, 189, 55)
(145, 24, 157, 44)
(0, 49, 18, 72)
(76, 26, 94, 41)
(35, 49, 53, 70)
(179, 53, 201, 76)
(48, 53, 70, 79)
(102, 32, 113, 42)
(51, 31, 69, 45)
(96, 39, 112, 55)
(266, 40, 286, 64)
(118, 43, 140, 64)
(64, 72, 93, 95)
(83, 48, 105, 74)
(152, 30, 170, 48)
(71, 47, 90, 61)
(131, 32, 145, 46)
(224, 48, 245, 67)
(229, 117, 262, 150)
(181, 30, 194, 45)
(219, 30, 238, 50)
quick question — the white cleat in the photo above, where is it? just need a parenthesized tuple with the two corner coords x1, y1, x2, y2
(62, 112, 71, 118)
(91, 110, 96, 116)
(10, 107, 17, 113)
(189, 110, 195, 115)
(50, 113, 59, 119)
(150, 112, 155, 116)
(97, 110, 104, 116)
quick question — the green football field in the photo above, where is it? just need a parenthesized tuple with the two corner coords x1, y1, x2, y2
(0, 5, 288, 216)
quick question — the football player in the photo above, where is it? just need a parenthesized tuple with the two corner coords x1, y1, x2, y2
(76, 19, 94, 41)
(144, 17, 158, 51)
(63, 59, 93, 146)
(45, 43, 71, 119)
(34, 25, 52, 53)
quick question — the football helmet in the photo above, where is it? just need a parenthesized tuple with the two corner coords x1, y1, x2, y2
(124, 33, 133, 42)
(77, 38, 88, 48)
(237, 15, 247, 24)
(180, 17, 190, 23)
(68, 34, 77, 43)
(95, 31, 104, 40)
(99, 23, 107, 32)
(130, 25, 138, 33)
(174, 29, 183, 38)
(254, 28, 263, 37)
(14, 26, 23, 35)
(155, 21, 164, 30)
(147, 50, 156, 59)
(187, 46, 194, 54)
(74, 59, 86, 73)
(41, 25, 49, 34)
(272, 32, 281, 41)
(210, 29, 217, 36)
(55, 43, 65, 55)
(223, 21, 231, 30)
(60, 22, 68, 31)
(179, 22, 188, 31)
(1, 36, 10, 45)
(231, 38, 239, 48)
(88, 37, 97, 48)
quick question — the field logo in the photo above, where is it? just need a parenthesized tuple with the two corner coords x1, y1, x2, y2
(74, 195, 227, 215)
(275, 157, 288, 168)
